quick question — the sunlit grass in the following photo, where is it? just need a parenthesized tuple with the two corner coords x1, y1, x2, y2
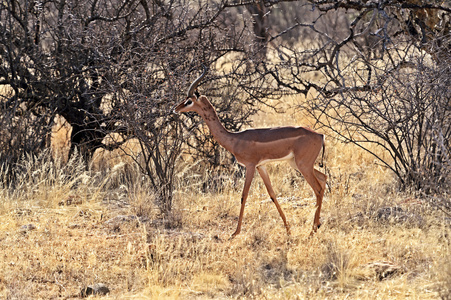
(0, 94, 449, 299)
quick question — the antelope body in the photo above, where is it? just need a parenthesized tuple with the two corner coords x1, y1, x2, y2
(173, 67, 327, 237)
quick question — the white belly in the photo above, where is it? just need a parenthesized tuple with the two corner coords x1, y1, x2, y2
(256, 152, 294, 167)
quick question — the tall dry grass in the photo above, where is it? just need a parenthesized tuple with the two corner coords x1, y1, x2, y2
(0, 93, 450, 299)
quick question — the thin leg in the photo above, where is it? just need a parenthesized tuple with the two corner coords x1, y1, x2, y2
(313, 169, 327, 232)
(297, 165, 325, 234)
(231, 166, 255, 238)
(257, 166, 291, 235)
(314, 169, 327, 191)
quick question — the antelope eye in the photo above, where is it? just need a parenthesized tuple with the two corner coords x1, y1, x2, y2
(185, 99, 193, 106)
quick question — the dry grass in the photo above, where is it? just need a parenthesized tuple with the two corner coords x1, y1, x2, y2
(1, 96, 450, 299)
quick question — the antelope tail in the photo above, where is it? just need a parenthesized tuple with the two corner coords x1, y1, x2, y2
(319, 136, 325, 168)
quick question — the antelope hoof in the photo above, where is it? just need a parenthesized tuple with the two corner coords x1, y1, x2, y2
(309, 224, 321, 236)
(230, 231, 240, 240)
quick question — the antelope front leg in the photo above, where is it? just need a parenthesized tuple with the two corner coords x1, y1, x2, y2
(231, 166, 255, 238)
(257, 166, 291, 235)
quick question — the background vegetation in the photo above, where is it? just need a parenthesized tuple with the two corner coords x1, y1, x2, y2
(0, 0, 450, 298)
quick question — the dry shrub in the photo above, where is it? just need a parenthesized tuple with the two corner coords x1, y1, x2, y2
(126, 182, 158, 219)
(320, 241, 358, 290)
(2, 150, 92, 209)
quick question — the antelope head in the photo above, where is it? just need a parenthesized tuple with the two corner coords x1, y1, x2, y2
(173, 66, 207, 114)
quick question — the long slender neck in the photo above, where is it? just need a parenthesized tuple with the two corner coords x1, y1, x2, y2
(197, 99, 234, 151)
